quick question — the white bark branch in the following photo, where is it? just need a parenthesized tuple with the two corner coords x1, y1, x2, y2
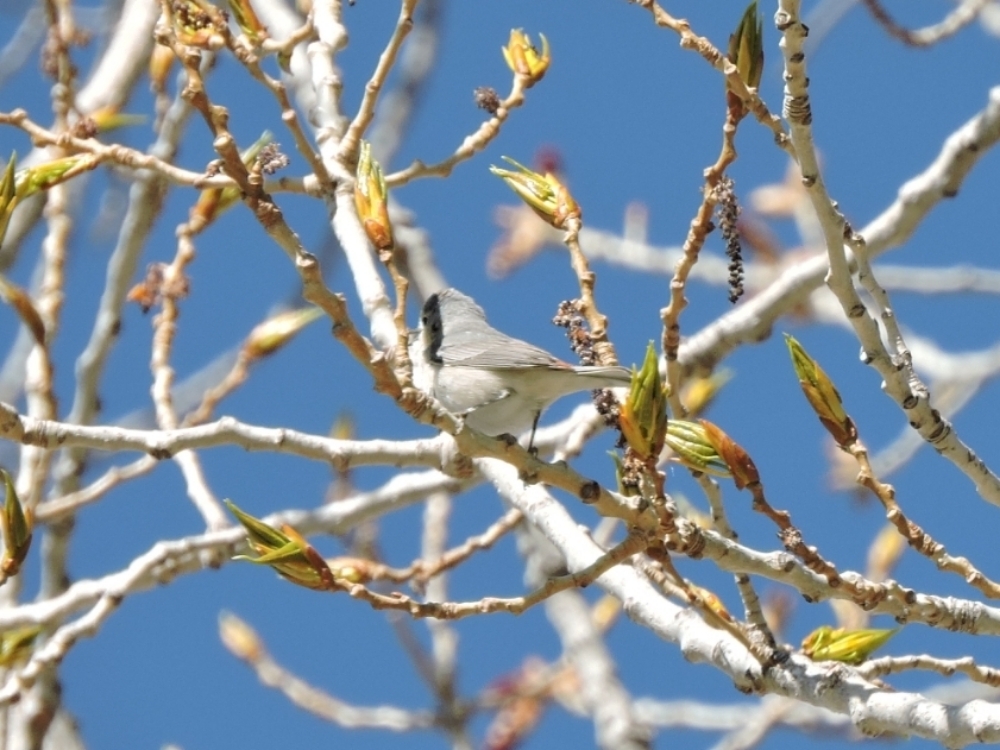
(479, 458, 1000, 744)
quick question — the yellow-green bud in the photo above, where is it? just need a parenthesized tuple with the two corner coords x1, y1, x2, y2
(489, 156, 580, 230)
(784, 333, 858, 450)
(226, 500, 335, 591)
(15, 154, 99, 199)
(88, 106, 146, 133)
(0, 625, 42, 668)
(664, 420, 732, 478)
(0, 154, 17, 248)
(801, 625, 897, 665)
(867, 523, 906, 583)
(728, 0, 764, 91)
(619, 343, 668, 460)
(244, 306, 322, 360)
(0, 468, 32, 576)
(218, 611, 264, 661)
(354, 140, 394, 251)
(681, 368, 733, 417)
(227, 0, 265, 42)
(501, 29, 550, 87)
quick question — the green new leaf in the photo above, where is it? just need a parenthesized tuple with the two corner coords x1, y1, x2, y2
(728, 0, 764, 90)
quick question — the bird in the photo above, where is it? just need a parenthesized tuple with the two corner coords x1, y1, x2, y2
(410, 288, 631, 446)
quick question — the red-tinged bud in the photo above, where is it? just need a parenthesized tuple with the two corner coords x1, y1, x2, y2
(354, 140, 394, 251)
(698, 419, 760, 490)
(226, 500, 336, 591)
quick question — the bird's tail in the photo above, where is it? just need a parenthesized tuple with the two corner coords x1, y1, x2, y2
(570, 365, 633, 388)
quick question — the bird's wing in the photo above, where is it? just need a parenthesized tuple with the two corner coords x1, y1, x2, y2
(437, 329, 564, 369)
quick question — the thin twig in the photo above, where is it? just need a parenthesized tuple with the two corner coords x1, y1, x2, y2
(861, 0, 993, 47)
(693, 474, 776, 654)
(662, 110, 740, 416)
(0, 110, 321, 195)
(341, 508, 524, 584)
(221, 613, 436, 730)
(339, 0, 420, 162)
(335, 530, 648, 620)
(858, 653, 1000, 687)
(53, 73, 196, 494)
(629, 0, 793, 157)
(385, 77, 529, 187)
(849, 440, 1000, 598)
(563, 216, 619, 367)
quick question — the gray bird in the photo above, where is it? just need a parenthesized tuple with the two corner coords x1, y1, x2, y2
(410, 288, 631, 444)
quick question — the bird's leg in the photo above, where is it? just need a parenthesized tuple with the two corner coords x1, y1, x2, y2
(526, 411, 541, 456)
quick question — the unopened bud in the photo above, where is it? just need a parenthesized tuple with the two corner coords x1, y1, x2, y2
(0, 273, 45, 345)
(681, 369, 732, 416)
(619, 342, 668, 460)
(728, 1, 764, 96)
(698, 419, 759, 490)
(87, 106, 146, 134)
(867, 523, 906, 583)
(354, 140, 394, 251)
(227, 0, 265, 42)
(226, 500, 335, 591)
(219, 611, 264, 661)
(243, 306, 322, 360)
(688, 583, 733, 623)
(0, 469, 32, 576)
(330, 412, 356, 442)
(591, 595, 621, 631)
(784, 333, 858, 450)
(149, 45, 176, 93)
(0, 154, 16, 246)
(0, 625, 42, 668)
(327, 557, 375, 584)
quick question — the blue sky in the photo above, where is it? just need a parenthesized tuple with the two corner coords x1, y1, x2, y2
(2, 1, 1000, 748)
